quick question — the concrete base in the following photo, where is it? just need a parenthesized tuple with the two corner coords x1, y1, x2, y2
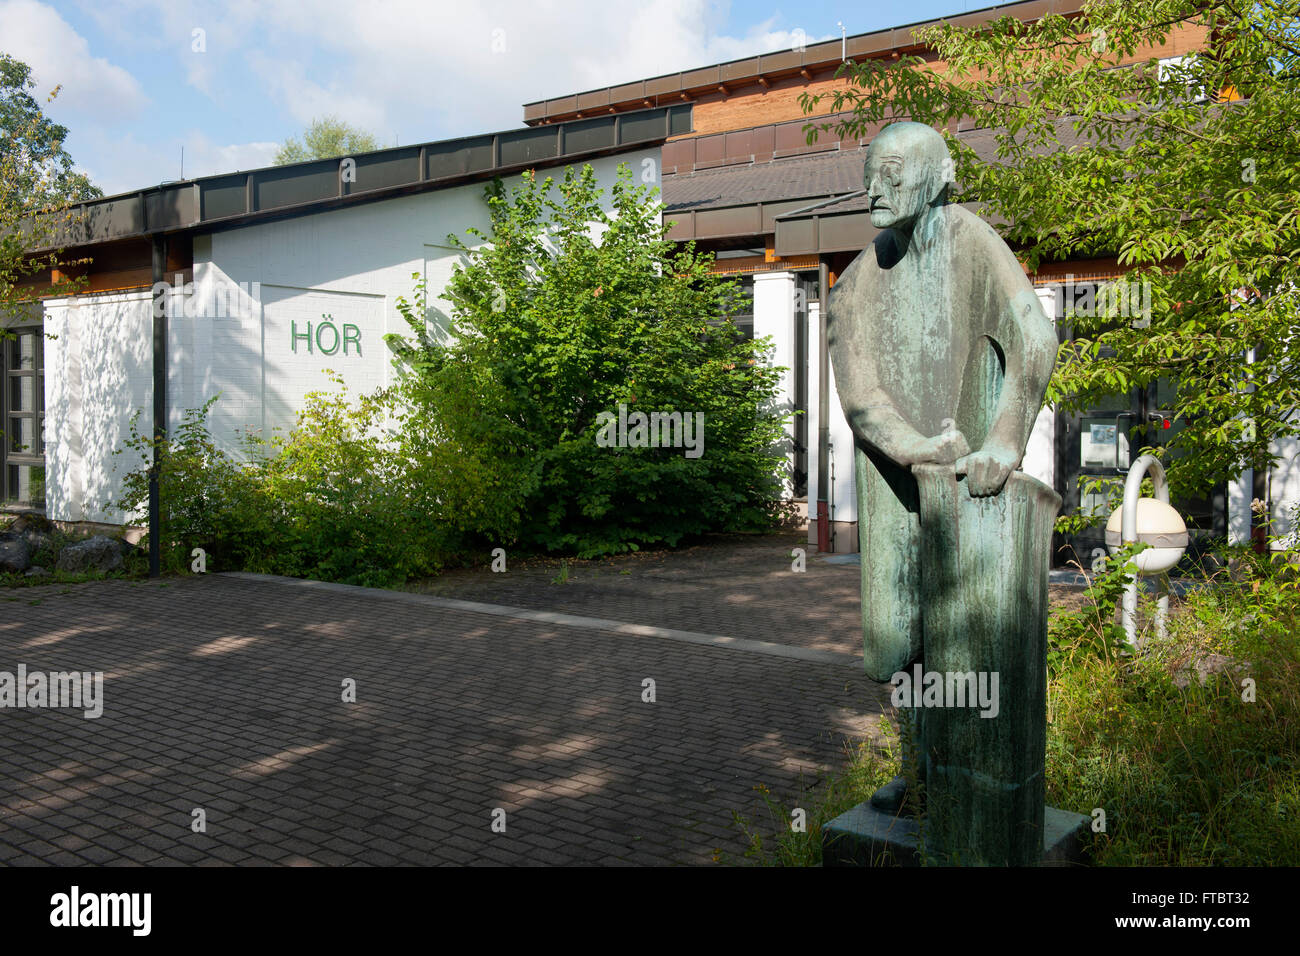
(822, 801, 1091, 867)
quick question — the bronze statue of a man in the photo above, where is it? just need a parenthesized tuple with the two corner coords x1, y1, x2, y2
(827, 121, 1057, 684)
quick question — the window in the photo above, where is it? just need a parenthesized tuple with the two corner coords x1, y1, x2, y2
(2, 325, 46, 508)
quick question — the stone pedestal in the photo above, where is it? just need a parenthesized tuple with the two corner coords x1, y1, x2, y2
(821, 799, 1090, 867)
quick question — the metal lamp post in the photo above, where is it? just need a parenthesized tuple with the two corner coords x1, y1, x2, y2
(1105, 454, 1188, 647)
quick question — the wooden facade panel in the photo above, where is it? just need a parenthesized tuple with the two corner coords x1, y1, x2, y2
(721, 57, 760, 82)
(695, 206, 761, 238)
(576, 90, 610, 112)
(679, 22, 1209, 138)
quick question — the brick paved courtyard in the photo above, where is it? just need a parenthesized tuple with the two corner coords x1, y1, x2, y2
(0, 534, 895, 865)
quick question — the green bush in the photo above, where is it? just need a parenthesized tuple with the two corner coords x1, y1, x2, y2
(114, 398, 272, 575)
(1046, 549, 1300, 865)
(115, 163, 791, 581)
(114, 383, 464, 587)
(388, 162, 789, 559)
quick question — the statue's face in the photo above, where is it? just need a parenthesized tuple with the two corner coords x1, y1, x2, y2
(864, 126, 948, 231)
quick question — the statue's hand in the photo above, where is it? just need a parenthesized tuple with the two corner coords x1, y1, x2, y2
(912, 427, 970, 466)
(956, 448, 1017, 497)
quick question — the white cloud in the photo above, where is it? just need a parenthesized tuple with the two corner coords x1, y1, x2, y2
(237, 0, 831, 137)
(0, 0, 146, 117)
(10, 0, 839, 195)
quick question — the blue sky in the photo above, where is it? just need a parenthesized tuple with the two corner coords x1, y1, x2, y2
(2, 0, 999, 195)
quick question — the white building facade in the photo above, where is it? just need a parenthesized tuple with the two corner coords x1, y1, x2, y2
(8, 109, 678, 526)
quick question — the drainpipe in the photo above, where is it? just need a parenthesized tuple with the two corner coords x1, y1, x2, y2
(149, 235, 168, 578)
(817, 258, 831, 552)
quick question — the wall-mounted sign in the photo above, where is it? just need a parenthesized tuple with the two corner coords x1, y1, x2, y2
(291, 313, 362, 355)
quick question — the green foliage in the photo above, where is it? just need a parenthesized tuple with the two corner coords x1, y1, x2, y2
(387, 162, 789, 558)
(274, 115, 381, 164)
(1, 51, 100, 319)
(1047, 545, 1300, 865)
(801, 0, 1300, 503)
(113, 385, 462, 587)
(0, 53, 101, 211)
(113, 162, 787, 581)
(1048, 541, 1149, 673)
(114, 398, 274, 576)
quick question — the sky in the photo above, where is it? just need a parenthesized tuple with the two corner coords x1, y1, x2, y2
(2, 0, 1001, 196)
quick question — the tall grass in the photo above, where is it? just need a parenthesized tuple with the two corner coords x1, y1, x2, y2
(732, 546, 1300, 866)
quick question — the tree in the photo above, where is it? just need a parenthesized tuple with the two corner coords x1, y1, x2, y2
(273, 115, 380, 164)
(387, 163, 789, 557)
(801, 0, 1300, 507)
(1, 52, 101, 318)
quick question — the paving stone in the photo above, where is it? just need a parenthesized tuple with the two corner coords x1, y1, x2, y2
(0, 540, 894, 866)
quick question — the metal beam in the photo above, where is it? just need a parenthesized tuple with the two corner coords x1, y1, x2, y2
(149, 235, 168, 578)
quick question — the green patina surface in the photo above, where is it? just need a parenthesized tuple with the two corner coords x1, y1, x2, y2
(825, 122, 1060, 866)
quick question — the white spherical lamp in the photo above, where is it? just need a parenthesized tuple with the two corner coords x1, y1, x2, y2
(1105, 497, 1188, 575)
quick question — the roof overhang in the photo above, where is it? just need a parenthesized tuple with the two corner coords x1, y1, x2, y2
(522, 1, 1085, 125)
(23, 104, 692, 255)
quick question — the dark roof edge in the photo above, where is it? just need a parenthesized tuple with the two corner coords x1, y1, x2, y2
(24, 104, 690, 254)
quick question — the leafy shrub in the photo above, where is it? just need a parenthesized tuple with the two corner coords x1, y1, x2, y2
(114, 383, 462, 586)
(388, 162, 789, 559)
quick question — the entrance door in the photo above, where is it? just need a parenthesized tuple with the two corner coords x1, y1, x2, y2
(1055, 376, 1225, 569)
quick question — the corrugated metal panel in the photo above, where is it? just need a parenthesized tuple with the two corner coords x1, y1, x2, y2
(774, 218, 817, 256)
(668, 105, 693, 136)
(563, 117, 617, 153)
(818, 213, 873, 252)
(620, 110, 666, 143)
(695, 205, 761, 238)
(576, 89, 610, 112)
(426, 136, 494, 179)
(721, 58, 760, 82)
(610, 81, 644, 102)
(521, 2, 1088, 125)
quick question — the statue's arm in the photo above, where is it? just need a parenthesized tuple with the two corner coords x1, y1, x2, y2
(984, 288, 1057, 464)
(829, 249, 969, 468)
(849, 395, 968, 467)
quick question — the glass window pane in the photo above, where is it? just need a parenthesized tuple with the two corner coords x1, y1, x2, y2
(9, 416, 34, 454)
(1079, 416, 1130, 469)
(6, 463, 45, 505)
(9, 375, 33, 412)
(16, 333, 36, 369)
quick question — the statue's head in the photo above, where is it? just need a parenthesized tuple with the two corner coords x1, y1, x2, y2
(864, 122, 953, 231)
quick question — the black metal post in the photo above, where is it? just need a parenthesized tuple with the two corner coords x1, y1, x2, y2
(149, 235, 168, 578)
(817, 258, 831, 552)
